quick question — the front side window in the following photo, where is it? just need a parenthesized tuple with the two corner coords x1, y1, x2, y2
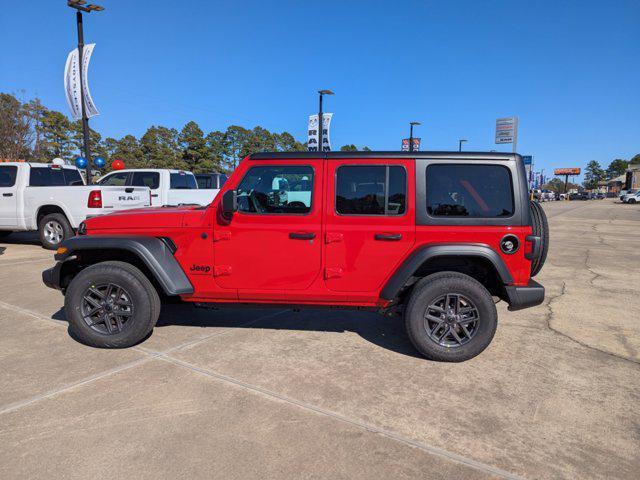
(99, 172, 129, 186)
(29, 167, 65, 186)
(0, 166, 18, 187)
(170, 172, 198, 189)
(426, 164, 514, 217)
(236, 165, 313, 214)
(336, 165, 406, 215)
(131, 172, 160, 189)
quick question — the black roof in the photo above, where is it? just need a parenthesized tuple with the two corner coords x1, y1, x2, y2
(248, 151, 520, 161)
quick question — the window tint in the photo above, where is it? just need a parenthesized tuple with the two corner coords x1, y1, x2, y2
(29, 167, 66, 186)
(63, 168, 83, 185)
(196, 175, 212, 189)
(170, 172, 198, 189)
(131, 171, 160, 189)
(218, 174, 228, 188)
(336, 165, 406, 215)
(99, 172, 129, 186)
(236, 165, 313, 214)
(426, 164, 513, 217)
(0, 166, 18, 187)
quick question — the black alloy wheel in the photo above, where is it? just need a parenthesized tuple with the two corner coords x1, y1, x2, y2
(81, 282, 134, 334)
(424, 293, 479, 347)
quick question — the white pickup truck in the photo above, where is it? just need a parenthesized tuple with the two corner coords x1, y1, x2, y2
(0, 162, 150, 249)
(97, 169, 219, 207)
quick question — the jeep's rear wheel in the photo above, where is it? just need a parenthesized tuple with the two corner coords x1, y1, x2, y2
(529, 200, 549, 277)
(404, 272, 497, 362)
(64, 261, 160, 348)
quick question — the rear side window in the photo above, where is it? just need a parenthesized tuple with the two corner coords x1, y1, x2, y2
(0, 166, 18, 187)
(131, 172, 160, 189)
(196, 175, 212, 189)
(426, 164, 513, 217)
(336, 165, 406, 215)
(29, 167, 65, 186)
(99, 172, 129, 186)
(63, 168, 83, 185)
(170, 172, 198, 189)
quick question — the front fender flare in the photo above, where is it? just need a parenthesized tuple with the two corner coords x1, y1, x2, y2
(380, 243, 513, 301)
(56, 235, 193, 295)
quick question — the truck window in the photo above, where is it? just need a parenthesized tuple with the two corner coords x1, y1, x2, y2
(131, 172, 160, 189)
(63, 168, 83, 185)
(236, 165, 313, 214)
(29, 167, 66, 187)
(426, 164, 514, 217)
(219, 174, 228, 188)
(335, 165, 406, 215)
(99, 172, 129, 186)
(170, 172, 198, 189)
(0, 166, 18, 187)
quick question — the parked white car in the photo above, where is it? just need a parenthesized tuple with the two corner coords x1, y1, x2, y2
(98, 169, 218, 207)
(622, 190, 640, 204)
(0, 162, 151, 249)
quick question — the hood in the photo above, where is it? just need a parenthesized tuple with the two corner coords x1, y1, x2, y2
(84, 205, 202, 231)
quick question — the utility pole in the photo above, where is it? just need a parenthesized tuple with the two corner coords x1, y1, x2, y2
(317, 90, 334, 152)
(67, 1, 104, 183)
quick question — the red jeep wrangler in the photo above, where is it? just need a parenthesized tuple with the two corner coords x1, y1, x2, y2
(43, 152, 547, 362)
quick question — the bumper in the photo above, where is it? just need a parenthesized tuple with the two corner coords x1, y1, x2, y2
(42, 262, 64, 291)
(505, 280, 545, 311)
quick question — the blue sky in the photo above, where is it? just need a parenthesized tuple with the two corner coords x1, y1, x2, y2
(1, 0, 638, 176)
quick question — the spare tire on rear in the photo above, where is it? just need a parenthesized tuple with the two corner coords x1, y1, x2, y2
(529, 200, 549, 277)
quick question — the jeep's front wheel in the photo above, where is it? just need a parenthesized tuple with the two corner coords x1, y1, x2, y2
(64, 261, 160, 348)
(404, 272, 497, 362)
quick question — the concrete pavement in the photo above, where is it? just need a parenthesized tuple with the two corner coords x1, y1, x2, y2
(0, 200, 639, 479)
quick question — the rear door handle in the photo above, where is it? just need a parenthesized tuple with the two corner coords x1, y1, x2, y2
(2, 193, 13, 197)
(374, 233, 402, 241)
(125, 187, 134, 193)
(289, 232, 316, 240)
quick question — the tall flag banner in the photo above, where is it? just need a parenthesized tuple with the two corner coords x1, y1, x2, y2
(401, 138, 421, 152)
(64, 43, 99, 121)
(307, 113, 333, 152)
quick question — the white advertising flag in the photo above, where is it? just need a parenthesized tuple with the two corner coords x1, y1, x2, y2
(322, 113, 332, 152)
(64, 44, 99, 121)
(307, 113, 333, 152)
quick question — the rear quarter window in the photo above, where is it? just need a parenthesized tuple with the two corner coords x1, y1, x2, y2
(131, 171, 160, 189)
(170, 172, 198, 189)
(426, 164, 514, 218)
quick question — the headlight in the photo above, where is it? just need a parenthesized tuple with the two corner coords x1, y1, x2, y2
(77, 221, 87, 235)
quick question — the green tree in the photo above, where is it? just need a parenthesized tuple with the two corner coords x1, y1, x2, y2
(273, 132, 304, 152)
(605, 159, 629, 179)
(223, 125, 250, 170)
(70, 120, 104, 162)
(0, 93, 33, 160)
(362, 146, 372, 151)
(104, 135, 144, 169)
(340, 144, 358, 151)
(179, 121, 209, 172)
(24, 98, 47, 161)
(140, 126, 183, 169)
(40, 110, 73, 160)
(583, 160, 605, 189)
(630, 154, 640, 165)
(543, 177, 579, 193)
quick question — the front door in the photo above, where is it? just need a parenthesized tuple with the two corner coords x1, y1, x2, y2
(214, 160, 323, 298)
(0, 165, 19, 228)
(324, 159, 415, 293)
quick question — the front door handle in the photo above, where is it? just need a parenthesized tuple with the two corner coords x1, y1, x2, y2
(374, 233, 402, 241)
(289, 232, 316, 240)
(2, 193, 13, 197)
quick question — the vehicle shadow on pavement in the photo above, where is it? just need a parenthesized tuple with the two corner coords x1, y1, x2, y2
(51, 303, 423, 359)
(0, 232, 41, 246)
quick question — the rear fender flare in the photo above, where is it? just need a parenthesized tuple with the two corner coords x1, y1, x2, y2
(380, 244, 513, 301)
(57, 235, 193, 295)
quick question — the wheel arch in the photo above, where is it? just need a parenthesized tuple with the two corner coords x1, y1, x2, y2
(56, 236, 193, 296)
(36, 204, 71, 228)
(380, 244, 513, 302)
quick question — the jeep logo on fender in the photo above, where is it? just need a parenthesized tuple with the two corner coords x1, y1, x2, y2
(118, 195, 141, 201)
(190, 264, 211, 274)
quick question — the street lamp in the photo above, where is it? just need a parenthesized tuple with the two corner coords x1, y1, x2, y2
(317, 90, 334, 152)
(458, 139, 467, 152)
(67, 1, 104, 183)
(409, 121, 421, 152)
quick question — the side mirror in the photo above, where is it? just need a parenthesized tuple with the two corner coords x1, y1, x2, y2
(221, 190, 237, 218)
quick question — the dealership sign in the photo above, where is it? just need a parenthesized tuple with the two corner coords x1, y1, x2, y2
(401, 138, 421, 152)
(495, 116, 518, 144)
(554, 168, 581, 175)
(307, 113, 333, 152)
(64, 44, 99, 121)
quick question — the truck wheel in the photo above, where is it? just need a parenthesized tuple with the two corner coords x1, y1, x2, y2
(404, 272, 497, 362)
(529, 201, 549, 277)
(39, 213, 73, 250)
(64, 261, 161, 348)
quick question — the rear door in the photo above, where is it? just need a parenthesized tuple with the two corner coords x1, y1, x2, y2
(0, 165, 19, 227)
(324, 159, 415, 293)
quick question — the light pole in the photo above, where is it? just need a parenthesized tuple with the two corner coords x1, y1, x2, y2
(317, 90, 334, 152)
(458, 139, 467, 151)
(67, 1, 104, 183)
(409, 121, 421, 152)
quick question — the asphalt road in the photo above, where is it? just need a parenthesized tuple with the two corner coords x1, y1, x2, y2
(0, 199, 638, 480)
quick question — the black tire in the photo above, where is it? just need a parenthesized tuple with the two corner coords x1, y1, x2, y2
(629, 198, 637, 204)
(404, 272, 497, 362)
(64, 261, 161, 348)
(38, 213, 73, 250)
(529, 200, 549, 277)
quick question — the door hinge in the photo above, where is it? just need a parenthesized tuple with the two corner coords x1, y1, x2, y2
(325, 232, 343, 244)
(213, 231, 231, 242)
(213, 265, 232, 277)
(324, 267, 344, 279)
